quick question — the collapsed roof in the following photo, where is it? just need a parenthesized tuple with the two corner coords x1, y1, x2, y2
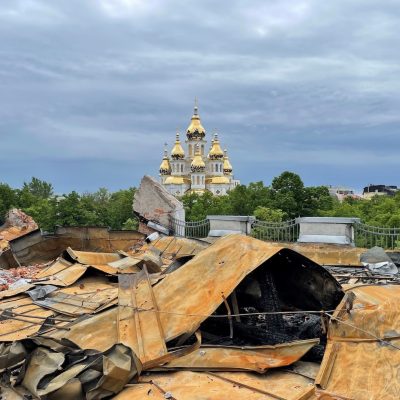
(0, 232, 398, 399)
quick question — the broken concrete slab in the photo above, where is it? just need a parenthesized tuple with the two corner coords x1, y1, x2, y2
(133, 175, 185, 235)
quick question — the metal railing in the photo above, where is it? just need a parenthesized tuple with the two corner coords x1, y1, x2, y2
(169, 217, 210, 238)
(354, 222, 400, 250)
(251, 218, 300, 243)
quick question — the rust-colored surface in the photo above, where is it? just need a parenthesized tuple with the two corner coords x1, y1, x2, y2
(114, 370, 316, 400)
(48, 307, 119, 352)
(34, 254, 140, 287)
(161, 339, 319, 373)
(65, 247, 122, 265)
(34, 258, 87, 286)
(34, 277, 118, 316)
(1, 226, 145, 268)
(258, 241, 364, 266)
(2, 231, 397, 399)
(0, 297, 54, 341)
(0, 277, 117, 342)
(117, 273, 168, 367)
(134, 236, 209, 265)
(316, 285, 400, 400)
(149, 235, 340, 341)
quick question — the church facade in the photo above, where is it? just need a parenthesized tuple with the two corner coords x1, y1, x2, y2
(159, 105, 240, 196)
(159, 103, 240, 196)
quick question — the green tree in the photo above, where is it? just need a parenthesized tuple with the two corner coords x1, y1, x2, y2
(254, 206, 286, 222)
(55, 191, 99, 226)
(24, 198, 57, 231)
(304, 186, 333, 216)
(0, 183, 18, 224)
(270, 171, 305, 218)
(107, 188, 136, 229)
(23, 177, 54, 199)
(17, 177, 54, 209)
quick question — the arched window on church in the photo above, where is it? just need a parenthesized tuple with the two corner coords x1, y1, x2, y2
(189, 144, 192, 156)
(181, 164, 183, 173)
(201, 144, 204, 155)
(196, 176, 200, 185)
(211, 164, 214, 173)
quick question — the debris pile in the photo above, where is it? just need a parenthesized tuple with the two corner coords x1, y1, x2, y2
(0, 209, 38, 252)
(0, 264, 45, 291)
(0, 233, 398, 399)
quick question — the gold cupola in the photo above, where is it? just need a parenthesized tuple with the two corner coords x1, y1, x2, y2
(223, 149, 233, 174)
(171, 132, 185, 160)
(191, 144, 205, 172)
(186, 101, 205, 140)
(159, 148, 171, 175)
(208, 133, 224, 160)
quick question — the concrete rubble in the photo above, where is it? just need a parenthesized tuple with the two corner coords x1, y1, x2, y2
(133, 175, 185, 235)
(0, 209, 38, 253)
(0, 227, 398, 399)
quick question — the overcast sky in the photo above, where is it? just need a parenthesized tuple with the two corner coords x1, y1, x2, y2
(1, 0, 400, 194)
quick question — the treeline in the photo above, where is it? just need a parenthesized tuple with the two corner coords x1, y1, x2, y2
(181, 171, 400, 227)
(0, 177, 137, 231)
(181, 171, 334, 221)
(1, 173, 400, 231)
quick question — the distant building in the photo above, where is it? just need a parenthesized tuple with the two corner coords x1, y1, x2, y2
(159, 102, 240, 196)
(328, 186, 360, 202)
(362, 184, 399, 199)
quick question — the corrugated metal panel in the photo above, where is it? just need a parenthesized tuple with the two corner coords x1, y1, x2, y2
(114, 370, 316, 400)
(150, 235, 341, 341)
(316, 285, 400, 400)
(65, 247, 122, 265)
(160, 339, 319, 373)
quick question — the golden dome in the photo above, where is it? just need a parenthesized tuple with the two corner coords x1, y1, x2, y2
(208, 133, 224, 160)
(159, 149, 171, 175)
(171, 132, 185, 160)
(186, 102, 205, 140)
(223, 149, 233, 174)
(191, 144, 205, 172)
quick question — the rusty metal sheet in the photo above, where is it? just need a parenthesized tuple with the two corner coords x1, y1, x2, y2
(147, 234, 341, 342)
(117, 273, 168, 368)
(114, 370, 316, 400)
(0, 299, 54, 341)
(34, 257, 137, 287)
(316, 285, 400, 400)
(136, 236, 209, 264)
(65, 247, 122, 265)
(34, 258, 87, 286)
(0, 284, 35, 300)
(46, 307, 119, 352)
(34, 288, 117, 316)
(107, 256, 142, 272)
(254, 241, 364, 266)
(161, 339, 319, 373)
(1, 227, 145, 268)
(31, 278, 119, 343)
(0, 295, 32, 311)
(111, 234, 340, 371)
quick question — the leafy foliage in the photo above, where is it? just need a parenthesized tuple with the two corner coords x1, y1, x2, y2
(0, 177, 138, 231)
(2, 173, 400, 232)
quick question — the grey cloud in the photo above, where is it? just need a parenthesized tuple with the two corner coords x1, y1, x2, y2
(1, 0, 400, 192)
